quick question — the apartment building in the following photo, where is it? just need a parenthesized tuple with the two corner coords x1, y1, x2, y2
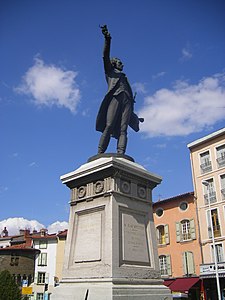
(32, 229, 58, 300)
(153, 192, 202, 299)
(188, 127, 225, 299)
(32, 228, 68, 300)
(0, 228, 40, 294)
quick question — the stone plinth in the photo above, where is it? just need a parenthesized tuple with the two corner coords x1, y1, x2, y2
(51, 157, 172, 300)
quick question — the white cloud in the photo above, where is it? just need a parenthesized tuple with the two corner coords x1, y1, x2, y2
(152, 71, 166, 80)
(0, 217, 68, 236)
(28, 162, 37, 167)
(180, 43, 193, 62)
(138, 73, 225, 137)
(16, 57, 81, 113)
(0, 217, 44, 236)
(132, 82, 147, 94)
(47, 221, 68, 234)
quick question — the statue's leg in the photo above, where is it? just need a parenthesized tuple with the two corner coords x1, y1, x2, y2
(98, 97, 119, 153)
(117, 100, 132, 154)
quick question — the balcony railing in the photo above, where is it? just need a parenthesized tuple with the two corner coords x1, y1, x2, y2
(217, 156, 225, 168)
(200, 161, 212, 173)
(204, 191, 217, 204)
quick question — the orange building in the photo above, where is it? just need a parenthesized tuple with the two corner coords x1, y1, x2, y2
(153, 192, 203, 299)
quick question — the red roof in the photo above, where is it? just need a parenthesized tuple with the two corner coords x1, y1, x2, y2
(168, 277, 200, 293)
(0, 244, 39, 252)
(32, 233, 57, 240)
(57, 229, 67, 237)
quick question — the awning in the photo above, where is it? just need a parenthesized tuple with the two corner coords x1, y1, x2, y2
(168, 277, 200, 293)
(164, 279, 175, 287)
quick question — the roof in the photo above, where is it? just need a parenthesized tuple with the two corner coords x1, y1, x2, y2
(32, 233, 58, 240)
(168, 277, 200, 293)
(0, 244, 40, 253)
(187, 127, 225, 149)
(153, 191, 194, 206)
(57, 229, 67, 237)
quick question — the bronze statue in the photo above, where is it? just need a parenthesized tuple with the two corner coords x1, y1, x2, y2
(96, 25, 144, 155)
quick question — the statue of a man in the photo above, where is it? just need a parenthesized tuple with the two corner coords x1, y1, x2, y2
(96, 25, 144, 155)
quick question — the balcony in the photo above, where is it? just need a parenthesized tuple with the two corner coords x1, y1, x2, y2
(217, 156, 225, 168)
(204, 191, 217, 204)
(200, 161, 212, 174)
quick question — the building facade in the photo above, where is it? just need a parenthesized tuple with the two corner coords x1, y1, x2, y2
(32, 229, 58, 300)
(188, 127, 225, 299)
(153, 192, 202, 299)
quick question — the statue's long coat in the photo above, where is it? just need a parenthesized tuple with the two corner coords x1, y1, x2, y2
(96, 36, 140, 139)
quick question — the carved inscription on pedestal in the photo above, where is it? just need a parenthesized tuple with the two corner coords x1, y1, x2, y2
(121, 210, 150, 266)
(74, 208, 103, 263)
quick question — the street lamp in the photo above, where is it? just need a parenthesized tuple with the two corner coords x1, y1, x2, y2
(202, 180, 221, 300)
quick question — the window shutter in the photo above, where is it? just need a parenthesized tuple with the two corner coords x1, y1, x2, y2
(187, 252, 195, 274)
(176, 222, 181, 242)
(166, 255, 172, 276)
(207, 211, 212, 238)
(45, 273, 49, 284)
(38, 254, 41, 265)
(34, 273, 38, 284)
(182, 252, 188, 275)
(190, 219, 196, 240)
(183, 252, 195, 275)
(165, 224, 170, 244)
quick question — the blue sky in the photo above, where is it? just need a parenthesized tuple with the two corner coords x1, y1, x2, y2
(1, 0, 225, 234)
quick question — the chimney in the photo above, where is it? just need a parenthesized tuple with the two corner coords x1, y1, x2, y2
(2, 227, 8, 237)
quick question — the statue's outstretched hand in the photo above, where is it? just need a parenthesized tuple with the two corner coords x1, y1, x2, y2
(100, 25, 111, 39)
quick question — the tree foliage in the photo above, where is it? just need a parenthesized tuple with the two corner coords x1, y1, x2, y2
(0, 270, 22, 300)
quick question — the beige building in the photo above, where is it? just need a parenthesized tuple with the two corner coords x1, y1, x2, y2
(188, 127, 225, 299)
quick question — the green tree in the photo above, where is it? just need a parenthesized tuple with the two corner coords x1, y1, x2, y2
(0, 270, 22, 300)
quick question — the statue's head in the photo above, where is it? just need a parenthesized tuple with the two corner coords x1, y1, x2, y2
(111, 57, 123, 71)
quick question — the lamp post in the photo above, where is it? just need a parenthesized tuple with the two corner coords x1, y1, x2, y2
(202, 180, 221, 300)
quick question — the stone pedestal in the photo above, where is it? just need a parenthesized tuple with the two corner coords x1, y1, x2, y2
(52, 156, 172, 300)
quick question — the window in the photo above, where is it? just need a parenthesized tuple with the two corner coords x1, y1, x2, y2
(10, 254, 19, 266)
(216, 145, 225, 168)
(37, 293, 44, 300)
(207, 209, 221, 238)
(203, 179, 216, 204)
(200, 151, 212, 173)
(180, 202, 188, 211)
(156, 225, 169, 245)
(211, 244, 224, 263)
(176, 219, 196, 242)
(159, 255, 171, 276)
(156, 208, 164, 217)
(220, 174, 225, 200)
(183, 251, 195, 276)
(38, 253, 47, 266)
(37, 272, 46, 284)
(181, 220, 191, 240)
(39, 240, 47, 249)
